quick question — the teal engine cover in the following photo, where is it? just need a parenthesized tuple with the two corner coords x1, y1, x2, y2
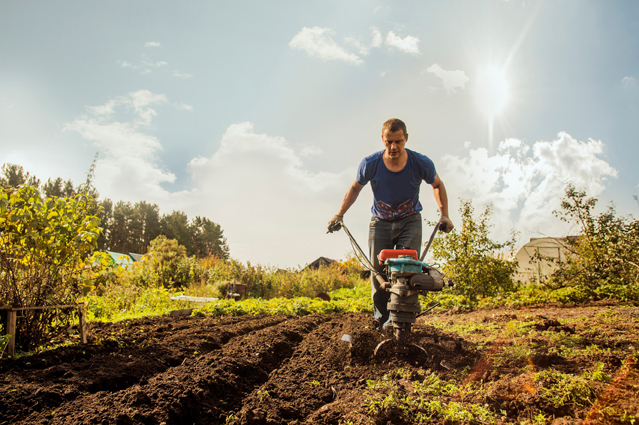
(385, 257, 426, 274)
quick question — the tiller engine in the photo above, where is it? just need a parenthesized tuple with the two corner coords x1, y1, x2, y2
(329, 220, 453, 355)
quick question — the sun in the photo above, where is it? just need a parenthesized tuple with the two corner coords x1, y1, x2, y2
(474, 65, 510, 150)
(474, 65, 510, 119)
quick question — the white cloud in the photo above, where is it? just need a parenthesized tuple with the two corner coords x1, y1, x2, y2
(346, 27, 383, 55)
(345, 37, 368, 56)
(142, 60, 167, 68)
(173, 70, 193, 79)
(66, 92, 353, 266)
(425, 63, 470, 94)
(118, 60, 135, 69)
(385, 31, 420, 55)
(118, 59, 152, 74)
(289, 27, 363, 64)
(371, 27, 383, 48)
(622, 76, 636, 87)
(187, 122, 352, 265)
(175, 102, 193, 111)
(289, 26, 422, 63)
(298, 143, 322, 157)
(440, 132, 617, 243)
(65, 90, 175, 201)
(118, 53, 184, 76)
(189, 122, 343, 194)
(145, 41, 161, 47)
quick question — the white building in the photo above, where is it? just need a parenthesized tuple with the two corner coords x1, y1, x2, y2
(513, 237, 575, 284)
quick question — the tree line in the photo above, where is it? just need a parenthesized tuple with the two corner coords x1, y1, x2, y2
(0, 163, 229, 259)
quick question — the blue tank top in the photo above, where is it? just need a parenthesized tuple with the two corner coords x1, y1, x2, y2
(356, 149, 436, 221)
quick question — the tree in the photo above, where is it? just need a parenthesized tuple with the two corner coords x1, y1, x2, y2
(191, 216, 229, 259)
(42, 177, 76, 198)
(109, 201, 135, 252)
(96, 198, 114, 250)
(549, 185, 639, 292)
(160, 211, 192, 253)
(97, 200, 160, 254)
(431, 200, 518, 300)
(2, 162, 230, 259)
(0, 184, 101, 349)
(0, 163, 40, 189)
(131, 201, 161, 253)
(147, 235, 189, 288)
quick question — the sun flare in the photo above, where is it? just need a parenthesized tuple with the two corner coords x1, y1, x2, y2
(475, 66, 510, 119)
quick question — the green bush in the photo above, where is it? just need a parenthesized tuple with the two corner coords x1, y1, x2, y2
(84, 247, 371, 321)
(147, 235, 210, 288)
(85, 281, 373, 322)
(194, 292, 372, 317)
(547, 185, 639, 296)
(431, 200, 518, 301)
(0, 184, 101, 349)
(534, 364, 610, 408)
(199, 256, 364, 299)
(85, 285, 192, 321)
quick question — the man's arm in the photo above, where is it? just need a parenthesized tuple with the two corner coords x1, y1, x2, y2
(337, 180, 365, 215)
(328, 180, 364, 232)
(431, 174, 453, 232)
(431, 174, 448, 216)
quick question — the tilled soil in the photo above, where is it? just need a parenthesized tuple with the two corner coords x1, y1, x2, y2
(1, 305, 638, 424)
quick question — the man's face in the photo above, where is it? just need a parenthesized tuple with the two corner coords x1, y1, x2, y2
(382, 129, 408, 159)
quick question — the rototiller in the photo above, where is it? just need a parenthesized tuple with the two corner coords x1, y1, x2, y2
(329, 219, 453, 355)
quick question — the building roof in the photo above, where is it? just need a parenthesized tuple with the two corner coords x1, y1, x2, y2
(105, 251, 135, 268)
(128, 252, 146, 262)
(305, 256, 336, 270)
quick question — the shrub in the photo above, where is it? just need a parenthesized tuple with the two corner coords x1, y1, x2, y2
(547, 185, 639, 295)
(199, 256, 364, 299)
(431, 200, 518, 300)
(147, 236, 191, 288)
(0, 185, 101, 349)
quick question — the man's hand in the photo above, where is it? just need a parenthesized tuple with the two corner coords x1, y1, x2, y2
(327, 214, 344, 233)
(438, 215, 454, 233)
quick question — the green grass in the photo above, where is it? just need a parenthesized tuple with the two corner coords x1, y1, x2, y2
(533, 363, 611, 408)
(85, 286, 195, 322)
(193, 295, 372, 317)
(84, 282, 374, 323)
(364, 369, 496, 424)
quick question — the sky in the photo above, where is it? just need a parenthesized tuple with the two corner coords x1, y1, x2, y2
(1, 0, 638, 267)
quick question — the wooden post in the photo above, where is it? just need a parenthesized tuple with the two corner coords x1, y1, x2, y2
(78, 306, 87, 344)
(6, 309, 16, 357)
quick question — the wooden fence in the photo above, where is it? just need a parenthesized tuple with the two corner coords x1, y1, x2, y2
(1, 304, 87, 358)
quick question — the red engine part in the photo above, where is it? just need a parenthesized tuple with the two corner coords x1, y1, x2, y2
(378, 249, 418, 264)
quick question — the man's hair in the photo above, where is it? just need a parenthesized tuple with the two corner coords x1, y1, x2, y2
(382, 118, 407, 137)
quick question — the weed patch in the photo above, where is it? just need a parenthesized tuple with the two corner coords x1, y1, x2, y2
(533, 363, 611, 408)
(364, 369, 497, 423)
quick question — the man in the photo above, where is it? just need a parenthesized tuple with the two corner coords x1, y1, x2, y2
(328, 118, 453, 329)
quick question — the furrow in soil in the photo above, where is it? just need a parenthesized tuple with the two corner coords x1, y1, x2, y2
(0, 314, 287, 424)
(233, 312, 480, 425)
(17, 314, 329, 425)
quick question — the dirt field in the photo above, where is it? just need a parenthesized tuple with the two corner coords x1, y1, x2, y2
(1, 304, 638, 424)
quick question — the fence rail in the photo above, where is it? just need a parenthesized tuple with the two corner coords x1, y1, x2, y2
(1, 303, 87, 358)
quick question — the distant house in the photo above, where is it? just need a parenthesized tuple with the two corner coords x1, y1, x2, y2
(305, 257, 336, 270)
(513, 237, 576, 284)
(128, 252, 147, 262)
(104, 251, 143, 268)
